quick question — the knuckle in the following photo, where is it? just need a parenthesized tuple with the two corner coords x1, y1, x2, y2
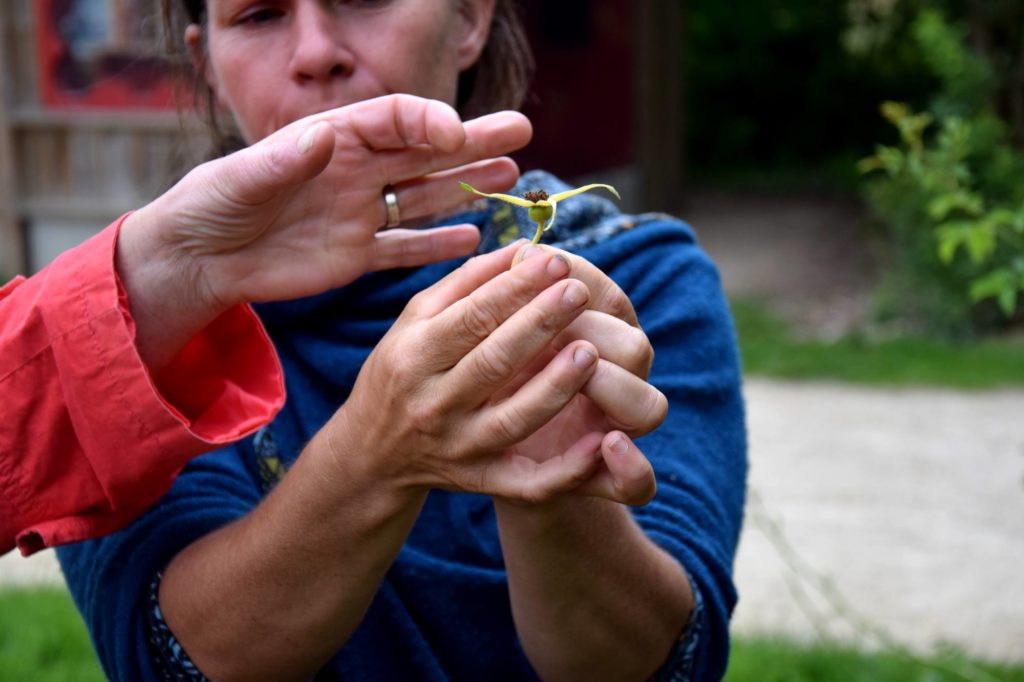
(602, 288, 635, 322)
(634, 474, 658, 505)
(258, 143, 290, 186)
(406, 396, 445, 436)
(381, 343, 416, 378)
(624, 479, 656, 506)
(459, 299, 504, 341)
(626, 326, 654, 369)
(472, 342, 516, 386)
(640, 389, 670, 432)
(404, 290, 430, 317)
(491, 406, 529, 445)
(529, 304, 564, 336)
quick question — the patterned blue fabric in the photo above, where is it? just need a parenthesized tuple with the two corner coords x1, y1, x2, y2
(654, 575, 706, 682)
(58, 170, 747, 681)
(145, 574, 206, 681)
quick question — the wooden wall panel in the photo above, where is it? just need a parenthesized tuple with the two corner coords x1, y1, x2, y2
(0, 4, 210, 271)
(0, 2, 24, 276)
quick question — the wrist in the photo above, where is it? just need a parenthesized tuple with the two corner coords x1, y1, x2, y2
(494, 494, 634, 541)
(117, 200, 229, 370)
(309, 404, 428, 508)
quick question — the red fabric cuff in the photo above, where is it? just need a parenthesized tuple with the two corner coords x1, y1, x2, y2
(1, 215, 284, 555)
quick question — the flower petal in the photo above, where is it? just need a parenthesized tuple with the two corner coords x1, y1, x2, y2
(459, 182, 536, 208)
(544, 199, 558, 232)
(548, 183, 621, 203)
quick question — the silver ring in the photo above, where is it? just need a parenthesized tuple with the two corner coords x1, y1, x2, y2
(383, 185, 400, 228)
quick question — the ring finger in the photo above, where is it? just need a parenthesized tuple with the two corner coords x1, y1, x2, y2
(384, 157, 520, 228)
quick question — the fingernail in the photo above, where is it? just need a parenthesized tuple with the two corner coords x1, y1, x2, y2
(547, 254, 570, 278)
(573, 346, 596, 369)
(297, 122, 323, 155)
(520, 244, 542, 260)
(562, 281, 587, 308)
(610, 434, 628, 455)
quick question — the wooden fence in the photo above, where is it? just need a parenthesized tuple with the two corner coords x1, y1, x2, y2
(0, 3, 203, 276)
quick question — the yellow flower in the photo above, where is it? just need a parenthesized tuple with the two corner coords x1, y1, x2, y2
(460, 181, 621, 244)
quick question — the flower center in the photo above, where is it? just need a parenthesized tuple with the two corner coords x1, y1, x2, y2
(523, 190, 549, 202)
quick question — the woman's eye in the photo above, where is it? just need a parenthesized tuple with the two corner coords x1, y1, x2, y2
(238, 7, 283, 25)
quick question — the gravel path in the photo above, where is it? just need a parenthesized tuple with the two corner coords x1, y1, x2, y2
(732, 378, 1024, 663)
(4, 377, 1021, 663)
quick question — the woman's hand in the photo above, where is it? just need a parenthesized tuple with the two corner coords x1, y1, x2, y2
(118, 95, 531, 368)
(500, 244, 667, 506)
(326, 241, 615, 505)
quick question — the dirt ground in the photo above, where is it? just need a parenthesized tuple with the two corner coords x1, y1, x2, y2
(689, 188, 877, 339)
(734, 378, 1024, 663)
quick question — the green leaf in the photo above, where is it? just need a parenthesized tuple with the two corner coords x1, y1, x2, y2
(986, 208, 1016, 228)
(998, 287, 1018, 316)
(969, 268, 1014, 304)
(927, 191, 984, 220)
(966, 223, 997, 264)
(875, 147, 904, 175)
(880, 101, 909, 125)
(857, 155, 885, 174)
(935, 221, 973, 264)
(1012, 209, 1024, 234)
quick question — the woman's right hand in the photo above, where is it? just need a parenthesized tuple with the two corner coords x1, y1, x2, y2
(325, 242, 611, 504)
(117, 95, 531, 368)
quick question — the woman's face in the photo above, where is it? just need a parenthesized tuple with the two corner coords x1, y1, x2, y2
(197, 0, 494, 143)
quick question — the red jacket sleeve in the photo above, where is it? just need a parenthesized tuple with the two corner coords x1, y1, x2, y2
(0, 214, 285, 556)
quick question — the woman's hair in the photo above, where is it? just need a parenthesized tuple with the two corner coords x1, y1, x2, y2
(159, 0, 534, 157)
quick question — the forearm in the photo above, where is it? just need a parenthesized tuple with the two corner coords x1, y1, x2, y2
(158, 424, 425, 682)
(495, 496, 693, 681)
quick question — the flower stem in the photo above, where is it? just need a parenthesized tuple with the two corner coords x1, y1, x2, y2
(531, 222, 544, 245)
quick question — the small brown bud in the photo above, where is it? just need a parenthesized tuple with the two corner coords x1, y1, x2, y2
(523, 189, 549, 202)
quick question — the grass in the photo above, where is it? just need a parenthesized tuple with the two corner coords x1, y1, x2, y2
(731, 298, 1024, 389)
(0, 586, 104, 682)
(3, 586, 1023, 681)
(727, 636, 1024, 681)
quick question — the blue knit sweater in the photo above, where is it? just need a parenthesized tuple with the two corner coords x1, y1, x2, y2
(58, 171, 747, 681)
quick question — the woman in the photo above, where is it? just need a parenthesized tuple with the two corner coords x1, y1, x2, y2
(59, 1, 747, 680)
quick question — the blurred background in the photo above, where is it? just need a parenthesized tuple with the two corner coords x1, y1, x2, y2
(1, 0, 1022, 680)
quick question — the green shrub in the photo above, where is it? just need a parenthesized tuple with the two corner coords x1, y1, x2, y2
(860, 9, 1024, 337)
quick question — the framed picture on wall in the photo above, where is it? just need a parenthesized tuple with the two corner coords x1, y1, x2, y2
(34, 0, 177, 109)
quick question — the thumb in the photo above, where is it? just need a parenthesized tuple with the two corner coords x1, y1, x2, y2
(218, 120, 335, 206)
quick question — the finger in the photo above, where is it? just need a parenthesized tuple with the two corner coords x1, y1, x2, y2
(444, 277, 591, 400)
(573, 432, 657, 506)
(212, 119, 337, 207)
(552, 310, 654, 378)
(474, 341, 598, 449)
(424, 249, 578, 366)
(388, 157, 520, 224)
(319, 94, 467, 153)
(406, 239, 527, 318)
(369, 225, 481, 271)
(480, 436, 602, 504)
(371, 110, 533, 187)
(582, 360, 668, 436)
(513, 244, 638, 327)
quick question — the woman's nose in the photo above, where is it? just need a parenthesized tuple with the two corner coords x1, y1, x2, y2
(289, 4, 354, 83)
